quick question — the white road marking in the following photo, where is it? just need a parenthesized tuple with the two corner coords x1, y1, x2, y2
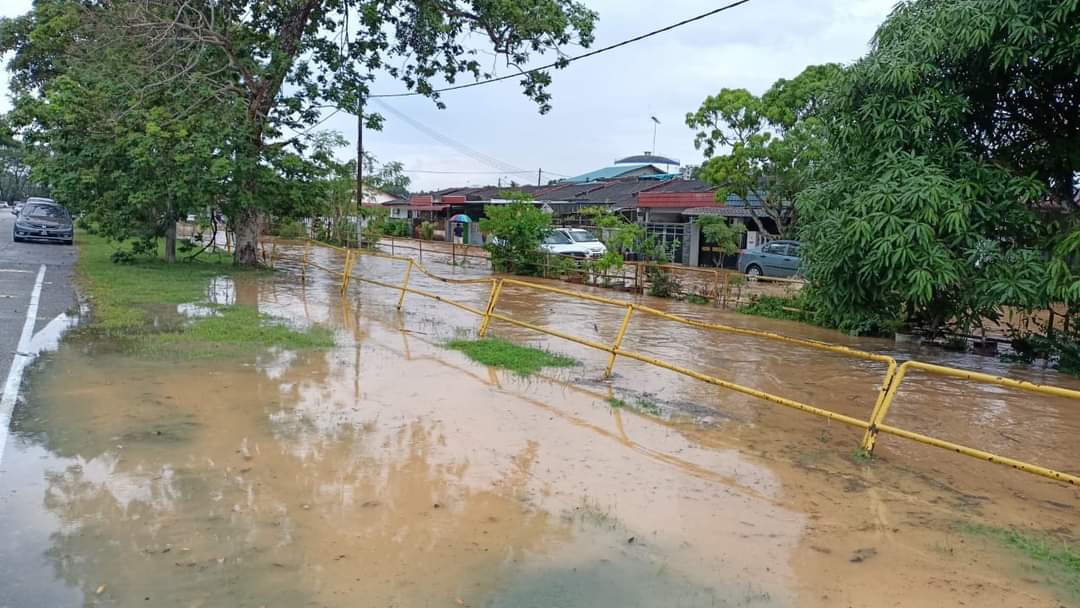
(0, 264, 47, 466)
(0, 269, 32, 273)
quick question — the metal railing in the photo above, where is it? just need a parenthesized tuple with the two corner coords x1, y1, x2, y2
(279, 239, 1080, 487)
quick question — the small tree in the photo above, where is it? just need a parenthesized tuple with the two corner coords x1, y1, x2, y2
(697, 216, 745, 267)
(480, 193, 551, 276)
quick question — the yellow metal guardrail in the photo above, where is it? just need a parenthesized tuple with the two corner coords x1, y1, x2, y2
(282, 240, 1080, 487)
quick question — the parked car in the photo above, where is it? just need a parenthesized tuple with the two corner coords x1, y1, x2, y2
(13, 200, 74, 245)
(539, 230, 601, 258)
(554, 227, 607, 257)
(737, 240, 801, 278)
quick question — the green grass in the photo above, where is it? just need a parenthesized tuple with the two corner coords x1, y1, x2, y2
(737, 295, 812, 323)
(607, 396, 662, 416)
(77, 233, 332, 355)
(960, 523, 1080, 597)
(77, 233, 248, 331)
(445, 337, 578, 376)
(135, 306, 334, 357)
(686, 293, 711, 305)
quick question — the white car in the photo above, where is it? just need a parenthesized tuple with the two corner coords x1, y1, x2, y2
(540, 230, 601, 258)
(555, 228, 607, 258)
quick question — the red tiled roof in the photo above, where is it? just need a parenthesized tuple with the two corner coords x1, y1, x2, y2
(638, 192, 718, 208)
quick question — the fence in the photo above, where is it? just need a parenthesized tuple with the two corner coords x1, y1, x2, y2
(275, 239, 1080, 487)
(373, 235, 802, 310)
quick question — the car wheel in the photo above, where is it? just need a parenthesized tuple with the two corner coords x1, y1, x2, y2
(64, 239, 74, 246)
(746, 264, 763, 277)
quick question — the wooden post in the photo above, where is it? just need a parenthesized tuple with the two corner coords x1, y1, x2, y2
(452, 241, 457, 266)
(721, 273, 730, 309)
(419, 238, 423, 262)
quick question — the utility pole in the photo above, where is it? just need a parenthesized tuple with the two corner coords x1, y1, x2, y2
(356, 103, 364, 249)
(537, 168, 542, 187)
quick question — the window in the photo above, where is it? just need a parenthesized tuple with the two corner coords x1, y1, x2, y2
(568, 229, 599, 243)
(22, 204, 69, 221)
(764, 243, 784, 255)
(788, 244, 801, 257)
(543, 231, 573, 245)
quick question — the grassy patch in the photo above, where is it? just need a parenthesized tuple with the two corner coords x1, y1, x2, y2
(848, 448, 873, 463)
(445, 337, 578, 376)
(77, 233, 249, 331)
(960, 523, 1080, 597)
(608, 396, 662, 417)
(77, 233, 332, 355)
(686, 293, 711, 305)
(737, 295, 812, 323)
(136, 306, 334, 357)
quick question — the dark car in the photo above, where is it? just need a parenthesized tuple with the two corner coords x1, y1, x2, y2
(736, 239, 802, 278)
(13, 200, 74, 245)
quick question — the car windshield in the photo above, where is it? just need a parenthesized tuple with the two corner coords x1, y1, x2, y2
(543, 231, 573, 245)
(568, 230, 599, 243)
(22, 204, 69, 221)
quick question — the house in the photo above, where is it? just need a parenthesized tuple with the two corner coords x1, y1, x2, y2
(393, 154, 783, 265)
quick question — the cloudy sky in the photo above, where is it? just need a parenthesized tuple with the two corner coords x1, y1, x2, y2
(1, 0, 897, 192)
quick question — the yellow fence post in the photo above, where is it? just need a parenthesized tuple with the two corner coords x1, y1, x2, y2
(604, 305, 635, 378)
(478, 279, 505, 337)
(397, 259, 414, 310)
(339, 249, 353, 295)
(860, 362, 909, 453)
(859, 361, 901, 452)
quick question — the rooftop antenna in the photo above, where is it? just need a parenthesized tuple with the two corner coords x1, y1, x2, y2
(650, 115, 661, 156)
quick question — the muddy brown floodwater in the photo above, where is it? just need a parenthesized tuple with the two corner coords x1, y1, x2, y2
(1, 243, 1077, 607)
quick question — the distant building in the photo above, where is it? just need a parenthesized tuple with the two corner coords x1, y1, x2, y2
(393, 154, 781, 265)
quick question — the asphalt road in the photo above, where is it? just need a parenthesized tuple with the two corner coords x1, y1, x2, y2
(0, 210, 78, 450)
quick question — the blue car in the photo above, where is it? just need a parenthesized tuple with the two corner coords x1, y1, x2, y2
(737, 240, 802, 278)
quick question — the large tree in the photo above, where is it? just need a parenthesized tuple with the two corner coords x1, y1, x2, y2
(797, 0, 1079, 338)
(685, 64, 839, 239)
(2, 0, 596, 265)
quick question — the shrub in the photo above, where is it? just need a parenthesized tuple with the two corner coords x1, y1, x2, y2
(479, 194, 550, 276)
(272, 219, 306, 239)
(419, 221, 436, 241)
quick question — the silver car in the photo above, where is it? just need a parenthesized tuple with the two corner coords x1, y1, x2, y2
(737, 240, 802, 278)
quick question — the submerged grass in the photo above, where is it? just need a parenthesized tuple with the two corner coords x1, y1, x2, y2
(960, 523, 1080, 598)
(445, 337, 578, 376)
(136, 306, 334, 357)
(77, 233, 332, 355)
(607, 396, 662, 417)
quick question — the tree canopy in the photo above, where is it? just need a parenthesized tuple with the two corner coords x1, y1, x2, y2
(797, 0, 1079, 340)
(1, 0, 597, 264)
(685, 64, 839, 239)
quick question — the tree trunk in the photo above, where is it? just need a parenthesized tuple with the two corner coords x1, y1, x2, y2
(164, 220, 177, 263)
(233, 207, 263, 266)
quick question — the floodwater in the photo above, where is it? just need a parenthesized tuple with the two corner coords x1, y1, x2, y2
(0, 242, 1077, 607)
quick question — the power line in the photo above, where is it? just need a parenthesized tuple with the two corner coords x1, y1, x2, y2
(372, 99, 525, 173)
(370, 0, 754, 99)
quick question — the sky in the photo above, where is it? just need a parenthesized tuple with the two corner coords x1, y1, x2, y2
(0, 0, 898, 192)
